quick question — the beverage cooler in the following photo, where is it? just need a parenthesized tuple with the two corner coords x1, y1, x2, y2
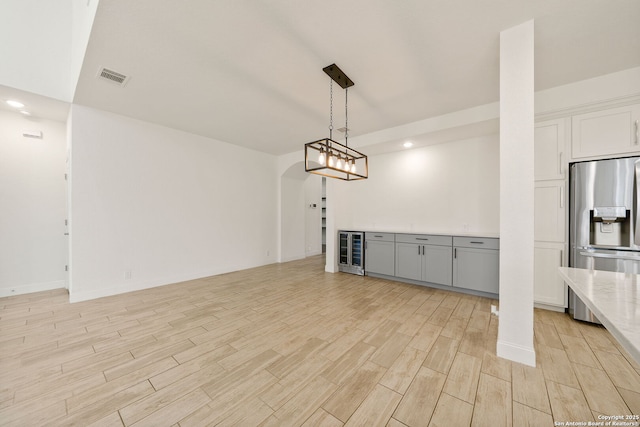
(338, 231, 365, 275)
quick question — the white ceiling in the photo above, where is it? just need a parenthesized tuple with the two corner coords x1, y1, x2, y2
(0, 84, 69, 122)
(8, 0, 640, 155)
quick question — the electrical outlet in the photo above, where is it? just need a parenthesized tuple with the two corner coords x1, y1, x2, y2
(266, 250, 270, 257)
(124, 270, 132, 280)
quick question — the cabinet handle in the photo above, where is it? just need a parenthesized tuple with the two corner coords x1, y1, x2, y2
(416, 238, 429, 241)
(454, 248, 457, 258)
(559, 152, 563, 176)
(560, 249, 563, 267)
(418, 245, 421, 255)
(374, 235, 383, 238)
(560, 186, 564, 209)
(469, 241, 484, 244)
(635, 120, 639, 145)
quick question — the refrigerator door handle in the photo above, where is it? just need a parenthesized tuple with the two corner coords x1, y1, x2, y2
(579, 250, 640, 262)
(635, 160, 640, 246)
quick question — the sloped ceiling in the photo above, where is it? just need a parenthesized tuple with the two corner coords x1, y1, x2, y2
(9, 0, 640, 155)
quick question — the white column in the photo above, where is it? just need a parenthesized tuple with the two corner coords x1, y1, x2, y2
(324, 178, 338, 273)
(497, 20, 536, 367)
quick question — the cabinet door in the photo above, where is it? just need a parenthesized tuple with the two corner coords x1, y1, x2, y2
(351, 234, 364, 268)
(453, 248, 499, 294)
(534, 243, 567, 307)
(572, 104, 640, 159)
(535, 118, 566, 180)
(338, 232, 350, 266)
(366, 240, 395, 276)
(534, 181, 565, 243)
(423, 245, 453, 286)
(395, 243, 422, 281)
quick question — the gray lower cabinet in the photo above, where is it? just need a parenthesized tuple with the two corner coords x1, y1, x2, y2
(452, 237, 499, 294)
(395, 242, 422, 281)
(365, 233, 395, 276)
(423, 245, 453, 286)
(395, 234, 452, 286)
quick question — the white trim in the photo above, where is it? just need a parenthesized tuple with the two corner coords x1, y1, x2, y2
(536, 93, 640, 122)
(69, 262, 272, 303)
(280, 254, 306, 263)
(0, 280, 66, 298)
(497, 340, 536, 367)
(534, 302, 566, 312)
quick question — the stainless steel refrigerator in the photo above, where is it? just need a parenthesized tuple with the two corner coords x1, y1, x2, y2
(338, 230, 365, 275)
(569, 156, 640, 323)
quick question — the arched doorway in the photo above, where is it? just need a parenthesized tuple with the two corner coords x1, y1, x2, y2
(280, 162, 324, 263)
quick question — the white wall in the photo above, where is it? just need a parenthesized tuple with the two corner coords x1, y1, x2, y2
(71, 0, 99, 99)
(304, 174, 323, 257)
(339, 135, 500, 235)
(281, 175, 306, 262)
(262, 66, 640, 274)
(68, 105, 278, 302)
(0, 1, 73, 102)
(279, 165, 323, 262)
(0, 110, 67, 296)
(0, 0, 97, 101)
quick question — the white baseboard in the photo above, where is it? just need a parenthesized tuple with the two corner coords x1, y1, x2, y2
(280, 254, 306, 263)
(0, 280, 66, 298)
(69, 261, 269, 303)
(534, 302, 566, 313)
(497, 340, 536, 367)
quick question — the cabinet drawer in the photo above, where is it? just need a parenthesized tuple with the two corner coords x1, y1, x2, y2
(395, 233, 452, 246)
(365, 232, 395, 242)
(453, 237, 499, 250)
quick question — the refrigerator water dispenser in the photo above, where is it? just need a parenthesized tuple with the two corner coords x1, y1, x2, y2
(589, 206, 630, 247)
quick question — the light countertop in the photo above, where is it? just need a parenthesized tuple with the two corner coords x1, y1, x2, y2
(558, 267, 640, 365)
(357, 230, 500, 239)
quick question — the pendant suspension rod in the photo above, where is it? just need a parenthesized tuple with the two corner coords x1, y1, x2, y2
(345, 87, 349, 147)
(329, 79, 333, 141)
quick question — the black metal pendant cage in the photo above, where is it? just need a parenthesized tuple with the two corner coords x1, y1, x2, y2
(305, 138, 368, 181)
(305, 63, 368, 181)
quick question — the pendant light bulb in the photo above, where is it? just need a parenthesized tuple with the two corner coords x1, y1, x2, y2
(336, 156, 343, 170)
(328, 154, 335, 167)
(318, 150, 326, 166)
(350, 162, 357, 173)
(344, 159, 351, 171)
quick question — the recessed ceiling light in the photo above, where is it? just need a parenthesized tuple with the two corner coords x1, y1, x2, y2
(403, 141, 413, 148)
(6, 100, 25, 108)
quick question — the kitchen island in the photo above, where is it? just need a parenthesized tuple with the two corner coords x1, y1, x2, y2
(558, 267, 640, 365)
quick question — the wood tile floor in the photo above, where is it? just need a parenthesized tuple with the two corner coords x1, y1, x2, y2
(1, 255, 639, 426)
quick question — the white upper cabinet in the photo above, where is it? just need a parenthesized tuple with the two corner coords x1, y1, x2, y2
(571, 104, 640, 159)
(535, 118, 566, 180)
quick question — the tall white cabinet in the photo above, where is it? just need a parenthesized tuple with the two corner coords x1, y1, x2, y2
(534, 118, 568, 310)
(534, 102, 640, 311)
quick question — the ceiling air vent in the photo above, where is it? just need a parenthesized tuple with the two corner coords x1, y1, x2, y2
(97, 67, 130, 87)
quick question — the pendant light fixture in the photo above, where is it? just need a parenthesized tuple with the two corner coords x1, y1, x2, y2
(305, 64, 368, 181)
